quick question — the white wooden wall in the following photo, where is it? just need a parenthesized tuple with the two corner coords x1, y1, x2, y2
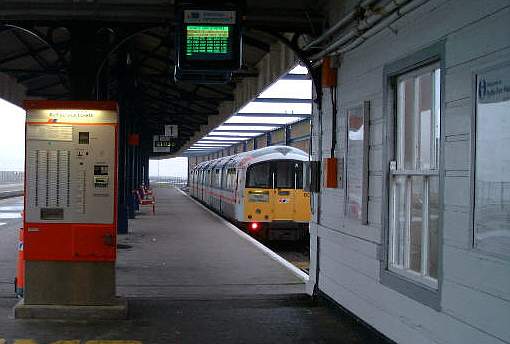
(309, 0, 510, 343)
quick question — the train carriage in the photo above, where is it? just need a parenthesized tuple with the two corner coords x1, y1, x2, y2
(190, 145, 311, 240)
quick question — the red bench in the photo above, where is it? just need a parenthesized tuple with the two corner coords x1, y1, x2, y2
(136, 187, 155, 215)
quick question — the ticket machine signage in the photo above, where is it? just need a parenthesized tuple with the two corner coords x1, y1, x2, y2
(23, 101, 118, 262)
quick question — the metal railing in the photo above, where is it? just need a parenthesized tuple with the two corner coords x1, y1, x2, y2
(0, 171, 24, 185)
(150, 176, 188, 188)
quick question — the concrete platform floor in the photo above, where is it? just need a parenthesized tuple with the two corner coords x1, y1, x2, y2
(116, 187, 304, 298)
(0, 188, 390, 343)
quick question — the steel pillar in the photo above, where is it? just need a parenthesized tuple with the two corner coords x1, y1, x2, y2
(117, 108, 129, 234)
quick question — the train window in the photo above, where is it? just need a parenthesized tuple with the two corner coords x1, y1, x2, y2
(221, 168, 228, 189)
(274, 161, 295, 189)
(295, 162, 304, 189)
(246, 162, 271, 188)
(226, 168, 236, 190)
(214, 169, 221, 187)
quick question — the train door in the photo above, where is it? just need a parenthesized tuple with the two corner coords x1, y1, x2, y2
(271, 160, 296, 220)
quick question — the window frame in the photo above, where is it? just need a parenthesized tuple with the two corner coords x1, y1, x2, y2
(380, 41, 445, 310)
(388, 63, 441, 289)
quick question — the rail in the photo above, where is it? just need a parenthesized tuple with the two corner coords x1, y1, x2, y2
(0, 171, 24, 185)
(150, 176, 188, 188)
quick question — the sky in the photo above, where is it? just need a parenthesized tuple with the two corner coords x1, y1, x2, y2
(0, 98, 25, 171)
(149, 157, 188, 178)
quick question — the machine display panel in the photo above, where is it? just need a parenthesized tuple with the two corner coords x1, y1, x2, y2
(185, 25, 232, 60)
(177, 8, 241, 73)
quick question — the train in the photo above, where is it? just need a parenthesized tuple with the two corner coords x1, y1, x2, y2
(189, 145, 311, 240)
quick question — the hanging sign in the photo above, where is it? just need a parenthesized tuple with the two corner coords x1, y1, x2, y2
(176, 4, 241, 74)
(164, 125, 179, 138)
(153, 135, 177, 153)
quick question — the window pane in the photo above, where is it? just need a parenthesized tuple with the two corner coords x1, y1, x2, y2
(428, 176, 440, 278)
(475, 65, 510, 257)
(246, 162, 271, 188)
(347, 105, 365, 219)
(275, 161, 295, 188)
(393, 175, 407, 267)
(418, 73, 433, 169)
(410, 176, 423, 273)
(403, 78, 416, 170)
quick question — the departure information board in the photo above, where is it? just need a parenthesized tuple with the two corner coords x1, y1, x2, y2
(176, 6, 241, 76)
(186, 25, 231, 59)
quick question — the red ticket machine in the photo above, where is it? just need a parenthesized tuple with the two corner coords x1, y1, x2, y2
(22, 101, 119, 306)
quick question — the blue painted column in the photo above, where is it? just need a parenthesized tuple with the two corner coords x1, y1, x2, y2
(117, 107, 129, 234)
(127, 123, 136, 219)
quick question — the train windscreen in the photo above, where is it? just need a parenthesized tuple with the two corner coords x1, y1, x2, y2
(246, 162, 271, 188)
(275, 161, 295, 188)
(246, 160, 304, 189)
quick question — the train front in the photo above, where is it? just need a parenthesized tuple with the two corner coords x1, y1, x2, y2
(242, 147, 311, 240)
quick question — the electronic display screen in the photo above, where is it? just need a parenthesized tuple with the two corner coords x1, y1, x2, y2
(94, 165, 109, 176)
(78, 132, 89, 144)
(185, 25, 232, 60)
(154, 141, 175, 148)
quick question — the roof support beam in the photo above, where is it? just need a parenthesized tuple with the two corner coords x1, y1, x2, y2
(280, 73, 310, 80)
(0, 5, 322, 33)
(253, 97, 311, 103)
(220, 122, 284, 127)
(206, 135, 255, 139)
(233, 112, 310, 118)
(198, 140, 242, 144)
(212, 129, 266, 134)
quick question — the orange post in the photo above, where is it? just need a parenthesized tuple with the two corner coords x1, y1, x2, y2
(323, 157, 338, 188)
(15, 227, 25, 297)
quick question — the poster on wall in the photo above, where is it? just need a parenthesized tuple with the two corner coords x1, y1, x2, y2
(474, 63, 510, 258)
(345, 101, 370, 224)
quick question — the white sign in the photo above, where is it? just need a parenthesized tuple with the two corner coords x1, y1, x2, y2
(183, 10, 236, 24)
(27, 109, 118, 124)
(164, 125, 179, 138)
(27, 125, 73, 141)
(477, 64, 510, 104)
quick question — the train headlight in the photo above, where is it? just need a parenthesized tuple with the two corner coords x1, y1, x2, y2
(248, 191, 269, 202)
(249, 222, 261, 233)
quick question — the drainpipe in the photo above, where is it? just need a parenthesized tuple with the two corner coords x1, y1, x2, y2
(328, 0, 430, 57)
(303, 0, 381, 51)
(310, 0, 419, 61)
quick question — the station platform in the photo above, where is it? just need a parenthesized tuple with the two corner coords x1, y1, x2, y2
(116, 187, 305, 298)
(0, 187, 389, 343)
